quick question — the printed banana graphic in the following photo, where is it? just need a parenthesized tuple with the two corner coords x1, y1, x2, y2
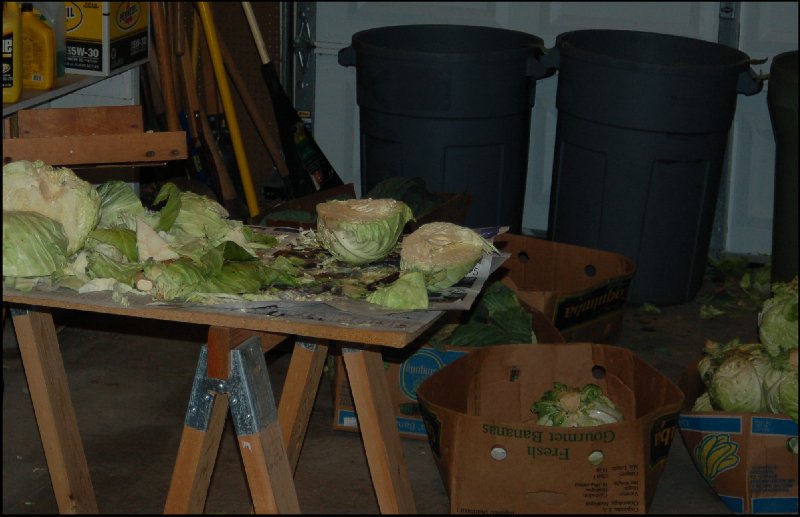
(694, 434, 740, 480)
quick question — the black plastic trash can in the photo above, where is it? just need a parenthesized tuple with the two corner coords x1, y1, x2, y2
(338, 25, 552, 233)
(767, 50, 798, 284)
(545, 29, 763, 305)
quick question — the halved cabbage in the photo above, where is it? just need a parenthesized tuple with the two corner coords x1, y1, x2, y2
(316, 198, 413, 265)
(400, 222, 496, 291)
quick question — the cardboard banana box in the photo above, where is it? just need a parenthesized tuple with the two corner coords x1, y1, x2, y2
(679, 362, 798, 514)
(417, 343, 684, 514)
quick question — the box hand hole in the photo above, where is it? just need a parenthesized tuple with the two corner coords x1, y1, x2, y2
(490, 445, 508, 460)
(584, 264, 597, 277)
(588, 450, 605, 465)
(591, 365, 607, 379)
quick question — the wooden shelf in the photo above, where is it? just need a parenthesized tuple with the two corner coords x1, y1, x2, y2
(2, 63, 144, 117)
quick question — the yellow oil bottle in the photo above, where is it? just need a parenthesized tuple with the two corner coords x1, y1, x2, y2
(21, 1, 54, 90)
(3, 1, 23, 103)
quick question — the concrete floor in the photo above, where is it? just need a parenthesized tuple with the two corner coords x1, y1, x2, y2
(2, 274, 760, 514)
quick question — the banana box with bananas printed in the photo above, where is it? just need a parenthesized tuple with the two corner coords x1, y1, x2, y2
(416, 343, 684, 514)
(679, 363, 798, 514)
(64, 2, 150, 76)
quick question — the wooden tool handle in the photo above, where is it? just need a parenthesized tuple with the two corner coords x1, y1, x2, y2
(241, 2, 270, 65)
(151, 1, 181, 132)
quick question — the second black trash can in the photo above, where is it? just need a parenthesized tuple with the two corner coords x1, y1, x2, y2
(545, 29, 763, 305)
(767, 50, 798, 284)
(338, 25, 552, 233)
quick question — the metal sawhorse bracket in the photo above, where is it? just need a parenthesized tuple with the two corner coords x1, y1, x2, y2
(165, 334, 300, 513)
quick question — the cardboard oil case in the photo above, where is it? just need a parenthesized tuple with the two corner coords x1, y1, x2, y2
(493, 233, 636, 343)
(64, 2, 149, 76)
(332, 307, 565, 440)
(416, 343, 684, 514)
(678, 362, 798, 514)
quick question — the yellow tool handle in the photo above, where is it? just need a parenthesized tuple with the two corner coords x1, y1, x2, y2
(195, 2, 260, 219)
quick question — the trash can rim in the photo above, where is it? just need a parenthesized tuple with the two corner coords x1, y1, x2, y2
(349, 23, 545, 60)
(555, 28, 752, 73)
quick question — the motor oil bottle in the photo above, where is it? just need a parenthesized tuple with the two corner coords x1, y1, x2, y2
(32, 1, 65, 76)
(21, 2, 54, 90)
(3, 1, 23, 103)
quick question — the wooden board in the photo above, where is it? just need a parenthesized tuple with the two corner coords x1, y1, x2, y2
(3, 132, 188, 166)
(17, 106, 145, 137)
(2, 289, 443, 348)
(3, 105, 187, 167)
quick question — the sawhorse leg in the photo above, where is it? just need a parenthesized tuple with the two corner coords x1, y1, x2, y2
(164, 329, 299, 513)
(277, 339, 329, 473)
(342, 346, 416, 514)
(10, 308, 98, 513)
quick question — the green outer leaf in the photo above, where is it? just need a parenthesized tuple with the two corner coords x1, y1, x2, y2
(153, 182, 182, 232)
(87, 227, 139, 262)
(96, 180, 146, 230)
(366, 271, 428, 310)
(199, 262, 265, 294)
(86, 251, 143, 287)
(444, 322, 514, 347)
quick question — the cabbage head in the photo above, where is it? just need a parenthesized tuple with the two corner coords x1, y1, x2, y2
(707, 347, 766, 413)
(400, 222, 497, 291)
(366, 271, 429, 310)
(316, 198, 413, 265)
(764, 349, 798, 423)
(3, 211, 69, 277)
(3, 160, 100, 255)
(531, 382, 624, 427)
(758, 277, 798, 358)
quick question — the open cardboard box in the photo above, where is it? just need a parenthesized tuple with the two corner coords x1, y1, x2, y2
(493, 233, 636, 343)
(416, 343, 684, 514)
(331, 307, 565, 440)
(678, 362, 798, 514)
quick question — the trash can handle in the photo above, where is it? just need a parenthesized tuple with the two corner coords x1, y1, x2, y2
(527, 44, 560, 80)
(737, 58, 768, 96)
(338, 45, 357, 67)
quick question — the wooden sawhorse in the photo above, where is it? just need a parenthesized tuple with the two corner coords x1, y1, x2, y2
(164, 327, 328, 513)
(164, 326, 416, 514)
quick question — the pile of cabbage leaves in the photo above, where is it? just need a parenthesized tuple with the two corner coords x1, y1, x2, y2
(692, 276, 798, 425)
(2, 161, 492, 310)
(3, 161, 295, 305)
